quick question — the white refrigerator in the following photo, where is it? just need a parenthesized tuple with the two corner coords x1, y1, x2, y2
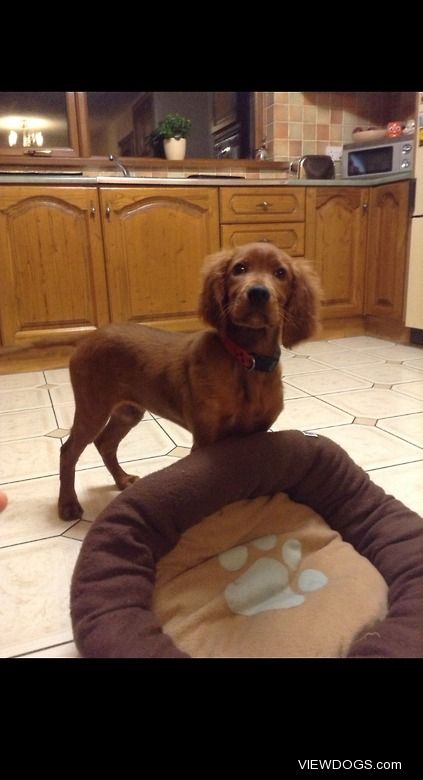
(405, 94, 423, 330)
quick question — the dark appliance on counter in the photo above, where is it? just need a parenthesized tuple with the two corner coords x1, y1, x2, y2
(289, 154, 335, 179)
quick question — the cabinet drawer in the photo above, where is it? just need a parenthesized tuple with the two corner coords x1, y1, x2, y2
(219, 187, 305, 223)
(221, 223, 305, 256)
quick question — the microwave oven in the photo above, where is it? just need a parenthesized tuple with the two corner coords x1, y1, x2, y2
(342, 136, 415, 178)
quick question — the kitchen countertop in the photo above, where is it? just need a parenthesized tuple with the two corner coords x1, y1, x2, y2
(0, 173, 413, 187)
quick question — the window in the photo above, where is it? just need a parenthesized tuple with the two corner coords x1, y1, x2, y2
(0, 92, 80, 158)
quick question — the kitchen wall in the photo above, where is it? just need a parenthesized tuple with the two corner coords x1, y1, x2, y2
(264, 92, 416, 162)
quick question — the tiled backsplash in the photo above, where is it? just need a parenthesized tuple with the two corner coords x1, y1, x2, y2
(83, 165, 290, 180)
(264, 92, 417, 162)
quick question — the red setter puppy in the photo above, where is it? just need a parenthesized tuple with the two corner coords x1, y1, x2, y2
(50, 241, 319, 519)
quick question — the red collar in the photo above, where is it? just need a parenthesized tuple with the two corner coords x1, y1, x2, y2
(220, 335, 281, 373)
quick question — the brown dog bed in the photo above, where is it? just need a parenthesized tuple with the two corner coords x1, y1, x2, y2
(70, 430, 423, 658)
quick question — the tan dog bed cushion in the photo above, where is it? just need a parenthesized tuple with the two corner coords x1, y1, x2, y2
(70, 430, 423, 658)
(154, 493, 387, 658)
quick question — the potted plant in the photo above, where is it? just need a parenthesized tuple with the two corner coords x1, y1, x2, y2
(149, 113, 191, 160)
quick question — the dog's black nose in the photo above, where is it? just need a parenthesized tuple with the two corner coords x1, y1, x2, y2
(248, 285, 270, 305)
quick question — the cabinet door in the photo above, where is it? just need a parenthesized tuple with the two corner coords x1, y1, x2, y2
(99, 187, 220, 330)
(305, 187, 368, 318)
(365, 181, 410, 321)
(0, 186, 109, 345)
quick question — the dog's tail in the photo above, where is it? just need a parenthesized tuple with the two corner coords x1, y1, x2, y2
(0, 333, 89, 357)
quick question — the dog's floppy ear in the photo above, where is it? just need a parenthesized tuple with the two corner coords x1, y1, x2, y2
(282, 259, 321, 348)
(199, 249, 234, 328)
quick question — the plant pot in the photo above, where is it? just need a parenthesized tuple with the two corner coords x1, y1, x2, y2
(163, 137, 187, 161)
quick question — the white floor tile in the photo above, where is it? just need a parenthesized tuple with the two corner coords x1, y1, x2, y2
(377, 412, 423, 449)
(404, 358, 423, 372)
(63, 520, 92, 541)
(368, 461, 423, 517)
(281, 357, 329, 376)
(311, 351, 386, 368)
(0, 372, 46, 391)
(370, 344, 423, 361)
(320, 388, 423, 419)
(0, 475, 74, 547)
(393, 380, 423, 401)
(18, 641, 80, 658)
(289, 340, 343, 356)
(272, 396, 353, 432)
(344, 363, 423, 385)
(0, 437, 61, 483)
(282, 384, 308, 400)
(44, 368, 70, 384)
(49, 384, 74, 405)
(328, 336, 394, 351)
(73, 443, 104, 469)
(0, 537, 81, 658)
(116, 418, 177, 459)
(315, 425, 423, 470)
(0, 408, 58, 442)
(155, 419, 194, 447)
(285, 370, 372, 396)
(54, 402, 74, 429)
(0, 387, 51, 413)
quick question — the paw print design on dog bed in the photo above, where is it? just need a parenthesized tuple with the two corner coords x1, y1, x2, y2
(220, 537, 328, 615)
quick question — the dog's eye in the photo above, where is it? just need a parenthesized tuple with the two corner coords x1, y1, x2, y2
(274, 266, 287, 279)
(233, 262, 248, 275)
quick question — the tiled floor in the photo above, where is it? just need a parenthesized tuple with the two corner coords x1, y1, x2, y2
(1, 334, 423, 658)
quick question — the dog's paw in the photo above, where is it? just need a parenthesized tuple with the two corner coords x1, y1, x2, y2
(116, 473, 139, 490)
(219, 536, 328, 616)
(58, 498, 84, 522)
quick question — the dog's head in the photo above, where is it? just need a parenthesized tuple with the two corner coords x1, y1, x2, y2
(199, 242, 321, 347)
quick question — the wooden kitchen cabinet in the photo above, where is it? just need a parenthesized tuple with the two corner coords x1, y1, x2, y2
(98, 186, 220, 330)
(0, 186, 110, 345)
(365, 181, 410, 321)
(305, 187, 369, 319)
(305, 181, 411, 328)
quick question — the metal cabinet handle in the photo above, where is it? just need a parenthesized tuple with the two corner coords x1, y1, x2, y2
(90, 202, 96, 217)
(105, 206, 111, 218)
(362, 202, 368, 213)
(257, 201, 272, 209)
(258, 238, 270, 242)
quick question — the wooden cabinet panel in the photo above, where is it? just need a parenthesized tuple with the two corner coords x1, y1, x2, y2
(99, 187, 220, 330)
(221, 223, 305, 256)
(220, 187, 305, 223)
(0, 186, 109, 345)
(365, 181, 410, 320)
(305, 187, 368, 319)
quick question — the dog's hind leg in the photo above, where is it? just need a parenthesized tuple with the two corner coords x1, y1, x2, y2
(94, 403, 145, 490)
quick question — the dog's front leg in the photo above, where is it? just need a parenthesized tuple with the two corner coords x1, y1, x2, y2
(59, 436, 84, 521)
